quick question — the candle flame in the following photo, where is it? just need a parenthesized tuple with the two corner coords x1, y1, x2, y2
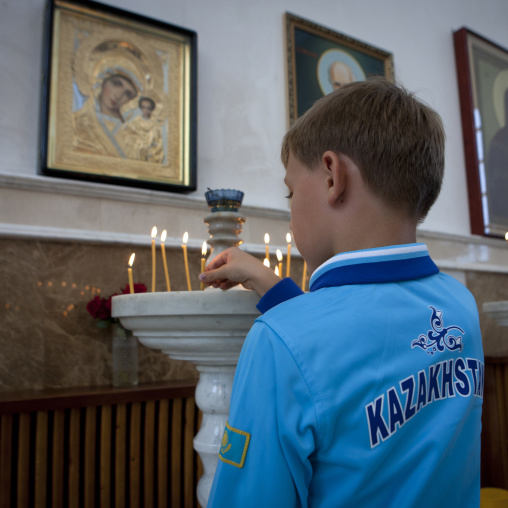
(286, 232, 291, 244)
(275, 266, 279, 276)
(263, 258, 270, 268)
(264, 233, 270, 244)
(151, 226, 157, 239)
(128, 253, 135, 267)
(161, 229, 167, 242)
(505, 232, 508, 241)
(183, 231, 189, 244)
(202, 241, 208, 257)
(276, 249, 283, 261)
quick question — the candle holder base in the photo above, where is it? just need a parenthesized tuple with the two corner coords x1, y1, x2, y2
(204, 211, 246, 265)
(112, 290, 260, 506)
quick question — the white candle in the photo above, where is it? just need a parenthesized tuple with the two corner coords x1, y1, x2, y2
(128, 253, 135, 294)
(286, 232, 292, 277)
(301, 260, 307, 291)
(276, 249, 283, 277)
(151, 226, 157, 292)
(201, 241, 207, 290)
(264, 233, 270, 265)
(161, 230, 171, 291)
(182, 232, 192, 291)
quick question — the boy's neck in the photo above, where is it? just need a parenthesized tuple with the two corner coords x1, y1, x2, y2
(338, 217, 417, 253)
(330, 188, 418, 258)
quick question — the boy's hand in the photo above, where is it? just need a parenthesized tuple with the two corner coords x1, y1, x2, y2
(198, 247, 281, 296)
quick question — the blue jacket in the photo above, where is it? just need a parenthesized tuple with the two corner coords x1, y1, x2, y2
(208, 244, 483, 507)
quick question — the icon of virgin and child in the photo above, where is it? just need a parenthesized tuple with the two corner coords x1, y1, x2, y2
(71, 36, 166, 164)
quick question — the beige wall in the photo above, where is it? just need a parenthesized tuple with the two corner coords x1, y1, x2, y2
(2, 0, 508, 239)
(0, 0, 508, 392)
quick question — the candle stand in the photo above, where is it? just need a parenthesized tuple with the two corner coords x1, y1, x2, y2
(203, 188, 246, 265)
(112, 190, 256, 508)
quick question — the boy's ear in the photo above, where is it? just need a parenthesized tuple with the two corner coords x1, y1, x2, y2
(322, 151, 347, 207)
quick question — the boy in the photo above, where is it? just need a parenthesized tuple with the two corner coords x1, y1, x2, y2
(200, 79, 483, 507)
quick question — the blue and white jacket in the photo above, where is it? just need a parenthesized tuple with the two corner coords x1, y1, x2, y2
(208, 243, 483, 508)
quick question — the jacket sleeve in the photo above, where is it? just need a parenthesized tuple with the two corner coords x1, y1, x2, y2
(256, 277, 305, 314)
(207, 320, 317, 508)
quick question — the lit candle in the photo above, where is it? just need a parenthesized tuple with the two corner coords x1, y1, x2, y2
(160, 230, 171, 292)
(274, 265, 280, 277)
(182, 232, 192, 291)
(151, 226, 157, 292)
(301, 260, 307, 291)
(264, 233, 270, 265)
(201, 241, 207, 290)
(276, 249, 283, 277)
(128, 253, 135, 294)
(286, 232, 292, 277)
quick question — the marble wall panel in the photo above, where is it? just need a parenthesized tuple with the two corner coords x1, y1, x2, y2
(466, 270, 508, 357)
(3, 236, 504, 394)
(0, 238, 308, 393)
(0, 239, 200, 392)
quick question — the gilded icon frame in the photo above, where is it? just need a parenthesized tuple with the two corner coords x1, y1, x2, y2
(40, 0, 197, 193)
(285, 13, 394, 125)
(454, 27, 508, 237)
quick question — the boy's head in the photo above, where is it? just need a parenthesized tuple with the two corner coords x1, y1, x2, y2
(281, 78, 445, 222)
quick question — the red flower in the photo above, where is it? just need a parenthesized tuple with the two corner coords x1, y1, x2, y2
(86, 295, 111, 320)
(86, 283, 147, 324)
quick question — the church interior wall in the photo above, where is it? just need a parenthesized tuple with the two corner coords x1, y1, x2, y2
(0, 0, 508, 392)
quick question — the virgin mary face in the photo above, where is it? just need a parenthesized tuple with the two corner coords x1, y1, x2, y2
(99, 74, 137, 120)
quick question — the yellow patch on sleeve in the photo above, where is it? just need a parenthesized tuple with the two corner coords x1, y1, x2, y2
(219, 421, 251, 468)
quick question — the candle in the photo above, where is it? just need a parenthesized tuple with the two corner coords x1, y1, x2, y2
(201, 241, 207, 290)
(264, 233, 270, 265)
(286, 232, 292, 277)
(182, 232, 192, 291)
(160, 230, 171, 292)
(276, 249, 283, 277)
(128, 253, 135, 294)
(301, 260, 307, 291)
(151, 226, 157, 292)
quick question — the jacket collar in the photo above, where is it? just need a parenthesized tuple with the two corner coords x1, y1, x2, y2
(309, 243, 439, 292)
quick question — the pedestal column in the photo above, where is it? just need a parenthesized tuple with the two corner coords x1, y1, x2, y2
(112, 290, 260, 507)
(193, 365, 235, 507)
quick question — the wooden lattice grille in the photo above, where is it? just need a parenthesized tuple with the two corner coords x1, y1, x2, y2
(0, 385, 202, 508)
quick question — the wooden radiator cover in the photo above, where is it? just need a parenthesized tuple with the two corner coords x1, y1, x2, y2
(0, 380, 201, 508)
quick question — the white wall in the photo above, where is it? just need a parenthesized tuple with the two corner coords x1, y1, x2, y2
(1, 0, 508, 258)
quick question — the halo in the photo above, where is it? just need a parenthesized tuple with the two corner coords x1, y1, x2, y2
(317, 49, 366, 96)
(72, 29, 165, 115)
(492, 69, 508, 128)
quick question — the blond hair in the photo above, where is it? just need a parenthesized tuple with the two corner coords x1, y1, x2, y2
(281, 78, 445, 221)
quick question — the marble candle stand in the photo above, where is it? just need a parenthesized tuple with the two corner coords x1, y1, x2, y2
(483, 301, 508, 327)
(112, 289, 260, 507)
(204, 211, 246, 265)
